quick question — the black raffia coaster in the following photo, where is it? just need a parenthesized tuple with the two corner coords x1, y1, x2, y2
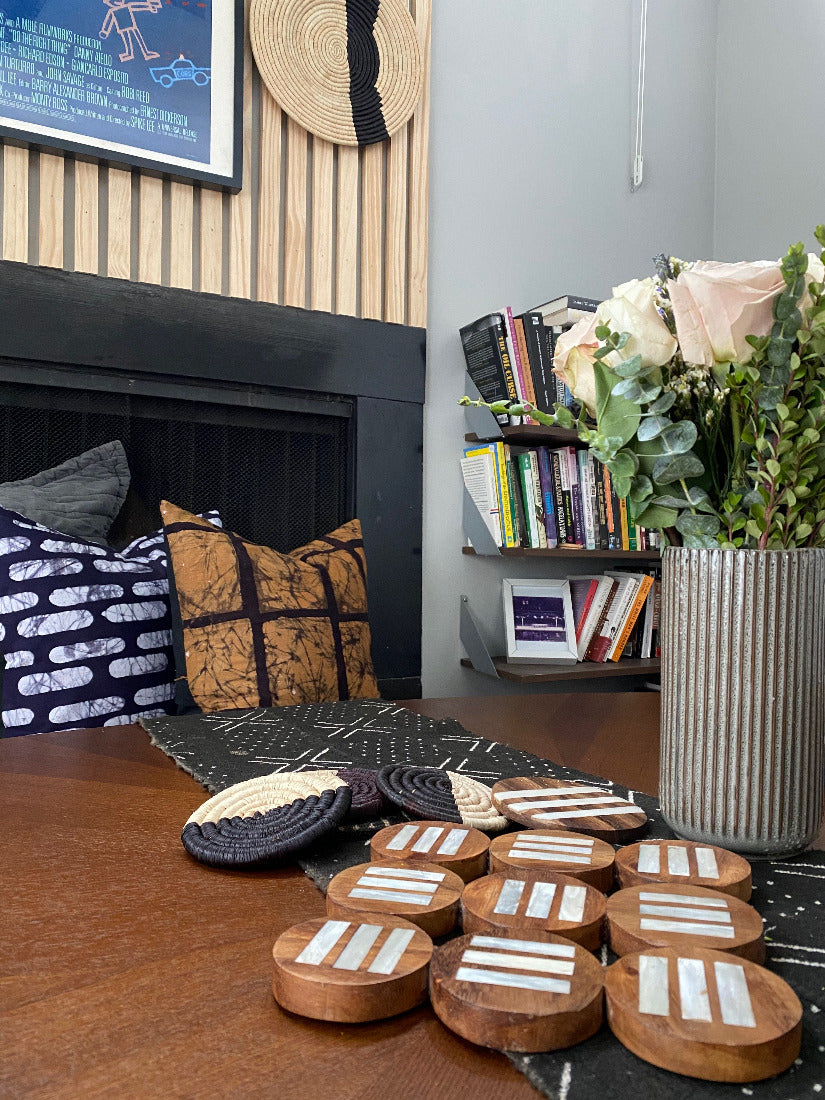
(375, 763, 507, 832)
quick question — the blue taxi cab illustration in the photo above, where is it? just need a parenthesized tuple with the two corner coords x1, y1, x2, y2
(150, 56, 211, 88)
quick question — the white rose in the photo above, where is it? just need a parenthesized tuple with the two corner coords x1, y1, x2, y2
(596, 277, 677, 369)
(552, 313, 600, 416)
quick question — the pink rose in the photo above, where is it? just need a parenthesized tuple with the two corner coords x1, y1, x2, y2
(552, 313, 600, 415)
(668, 260, 784, 366)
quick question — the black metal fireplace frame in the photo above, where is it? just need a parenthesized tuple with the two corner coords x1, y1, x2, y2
(0, 260, 425, 698)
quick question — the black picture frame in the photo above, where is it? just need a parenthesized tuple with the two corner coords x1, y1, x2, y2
(0, 0, 244, 191)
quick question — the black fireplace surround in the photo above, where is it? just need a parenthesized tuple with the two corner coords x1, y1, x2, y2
(0, 261, 425, 699)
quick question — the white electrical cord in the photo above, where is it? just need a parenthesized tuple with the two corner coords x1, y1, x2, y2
(632, 0, 648, 191)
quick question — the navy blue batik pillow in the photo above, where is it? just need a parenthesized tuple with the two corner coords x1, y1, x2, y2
(0, 506, 220, 736)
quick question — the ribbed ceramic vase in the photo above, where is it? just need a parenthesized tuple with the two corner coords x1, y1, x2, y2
(660, 547, 825, 858)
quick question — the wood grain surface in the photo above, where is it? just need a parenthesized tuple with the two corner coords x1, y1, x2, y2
(430, 932, 604, 1052)
(461, 871, 606, 952)
(604, 947, 802, 1082)
(371, 820, 490, 881)
(606, 883, 765, 963)
(272, 914, 431, 1022)
(491, 777, 649, 843)
(614, 840, 752, 900)
(488, 828, 616, 892)
(326, 860, 464, 938)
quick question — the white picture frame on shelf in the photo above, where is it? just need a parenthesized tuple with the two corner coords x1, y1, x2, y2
(502, 577, 577, 665)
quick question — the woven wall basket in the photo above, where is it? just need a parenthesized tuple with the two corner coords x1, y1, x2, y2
(250, 0, 422, 146)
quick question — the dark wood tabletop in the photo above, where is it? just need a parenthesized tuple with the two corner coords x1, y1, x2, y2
(0, 692, 659, 1099)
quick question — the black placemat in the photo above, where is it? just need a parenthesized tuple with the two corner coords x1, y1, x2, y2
(141, 700, 824, 1099)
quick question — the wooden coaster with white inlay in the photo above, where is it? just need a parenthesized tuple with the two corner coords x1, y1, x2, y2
(488, 828, 615, 892)
(430, 932, 604, 1052)
(371, 820, 490, 882)
(605, 947, 802, 1082)
(326, 860, 464, 937)
(615, 840, 752, 900)
(272, 914, 432, 1022)
(461, 871, 606, 952)
(606, 884, 765, 963)
(491, 777, 648, 843)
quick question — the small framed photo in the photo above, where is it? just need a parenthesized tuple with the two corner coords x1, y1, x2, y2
(502, 578, 577, 665)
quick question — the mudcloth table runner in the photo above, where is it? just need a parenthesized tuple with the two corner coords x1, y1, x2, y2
(143, 700, 825, 1100)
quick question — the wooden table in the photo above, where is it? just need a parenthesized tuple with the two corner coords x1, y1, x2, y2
(0, 693, 697, 1097)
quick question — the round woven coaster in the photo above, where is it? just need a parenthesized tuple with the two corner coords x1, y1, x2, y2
(375, 764, 508, 832)
(335, 766, 389, 821)
(181, 770, 352, 867)
(250, 0, 422, 146)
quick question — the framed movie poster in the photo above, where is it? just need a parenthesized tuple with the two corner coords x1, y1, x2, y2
(502, 577, 577, 665)
(0, 0, 243, 189)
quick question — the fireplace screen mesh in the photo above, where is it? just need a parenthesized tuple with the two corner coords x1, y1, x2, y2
(0, 378, 351, 551)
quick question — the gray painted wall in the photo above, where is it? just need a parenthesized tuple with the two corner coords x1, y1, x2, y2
(423, 0, 719, 698)
(714, 0, 824, 259)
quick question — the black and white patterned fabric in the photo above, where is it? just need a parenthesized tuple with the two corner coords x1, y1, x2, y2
(143, 699, 825, 1099)
(0, 507, 220, 735)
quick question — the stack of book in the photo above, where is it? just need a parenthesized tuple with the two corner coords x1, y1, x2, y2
(461, 440, 661, 552)
(568, 568, 661, 663)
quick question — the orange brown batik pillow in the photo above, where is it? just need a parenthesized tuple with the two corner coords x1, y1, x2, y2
(160, 501, 380, 711)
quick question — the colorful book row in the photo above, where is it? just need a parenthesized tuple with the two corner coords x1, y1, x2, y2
(569, 569, 661, 664)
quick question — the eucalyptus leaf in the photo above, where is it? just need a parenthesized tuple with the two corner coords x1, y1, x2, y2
(658, 420, 699, 454)
(633, 503, 679, 529)
(610, 450, 638, 481)
(554, 405, 576, 428)
(649, 391, 677, 414)
(594, 361, 641, 447)
(683, 533, 720, 549)
(759, 386, 785, 410)
(653, 450, 705, 484)
(675, 512, 721, 537)
(612, 378, 645, 402)
(611, 355, 643, 379)
(637, 415, 671, 441)
(629, 475, 653, 503)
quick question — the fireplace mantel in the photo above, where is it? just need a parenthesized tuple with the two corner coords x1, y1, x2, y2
(0, 261, 425, 698)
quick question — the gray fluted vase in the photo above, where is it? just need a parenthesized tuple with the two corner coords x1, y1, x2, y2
(660, 547, 825, 858)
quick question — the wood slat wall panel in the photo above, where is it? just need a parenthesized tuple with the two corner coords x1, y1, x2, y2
(0, 2, 429, 323)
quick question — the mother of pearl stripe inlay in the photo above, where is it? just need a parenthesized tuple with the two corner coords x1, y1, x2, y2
(640, 920, 736, 938)
(637, 845, 661, 873)
(714, 961, 756, 1027)
(677, 957, 712, 1021)
(639, 904, 732, 924)
(510, 796, 628, 812)
(355, 875, 438, 896)
(460, 950, 576, 976)
(368, 928, 416, 975)
(349, 887, 434, 906)
(696, 848, 720, 878)
(470, 935, 576, 958)
(386, 824, 419, 850)
(534, 807, 642, 822)
(296, 920, 350, 964)
(437, 829, 468, 855)
(363, 866, 445, 882)
(515, 834, 595, 848)
(667, 847, 691, 875)
(638, 956, 757, 1027)
(412, 827, 444, 852)
(638, 954, 670, 1015)
(511, 851, 592, 865)
(496, 786, 607, 801)
(494, 879, 525, 914)
(333, 924, 382, 969)
(524, 882, 557, 919)
(639, 891, 729, 908)
(557, 885, 587, 923)
(455, 967, 571, 994)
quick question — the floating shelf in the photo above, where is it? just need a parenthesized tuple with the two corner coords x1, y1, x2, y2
(464, 423, 583, 447)
(463, 546, 661, 560)
(460, 656, 661, 684)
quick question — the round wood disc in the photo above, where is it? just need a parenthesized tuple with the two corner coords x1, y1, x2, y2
(430, 932, 604, 1052)
(272, 914, 432, 1022)
(605, 947, 802, 1082)
(615, 840, 752, 900)
(376, 764, 508, 831)
(491, 777, 648, 843)
(606, 884, 765, 963)
(371, 820, 490, 882)
(326, 860, 464, 937)
(181, 770, 352, 867)
(488, 828, 616, 892)
(461, 871, 606, 952)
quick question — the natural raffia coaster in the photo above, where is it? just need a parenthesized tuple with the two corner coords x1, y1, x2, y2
(181, 770, 352, 867)
(376, 764, 508, 832)
(250, 0, 422, 146)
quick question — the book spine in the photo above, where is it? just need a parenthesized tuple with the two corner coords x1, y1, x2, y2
(554, 448, 577, 546)
(504, 445, 526, 547)
(513, 316, 538, 421)
(460, 450, 502, 547)
(494, 321, 521, 414)
(577, 449, 596, 550)
(609, 575, 654, 661)
(566, 447, 585, 547)
(515, 451, 539, 548)
(577, 578, 613, 660)
(593, 456, 609, 549)
(503, 306, 529, 421)
(459, 314, 513, 425)
(492, 441, 517, 548)
(521, 311, 553, 413)
(585, 582, 617, 661)
(600, 578, 636, 662)
(605, 466, 621, 549)
(536, 447, 559, 548)
(619, 496, 630, 551)
(627, 506, 638, 552)
(549, 449, 569, 545)
(528, 449, 548, 548)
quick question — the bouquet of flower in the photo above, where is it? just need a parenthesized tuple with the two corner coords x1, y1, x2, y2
(463, 227, 825, 549)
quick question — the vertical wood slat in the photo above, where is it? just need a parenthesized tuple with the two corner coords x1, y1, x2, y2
(38, 152, 64, 270)
(283, 115, 307, 308)
(360, 143, 383, 320)
(384, 126, 408, 324)
(138, 175, 163, 285)
(169, 182, 194, 290)
(257, 88, 281, 303)
(107, 167, 131, 279)
(335, 146, 359, 316)
(407, 0, 431, 328)
(199, 187, 224, 294)
(3, 144, 29, 263)
(310, 137, 334, 312)
(228, 0, 253, 299)
(74, 160, 99, 274)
